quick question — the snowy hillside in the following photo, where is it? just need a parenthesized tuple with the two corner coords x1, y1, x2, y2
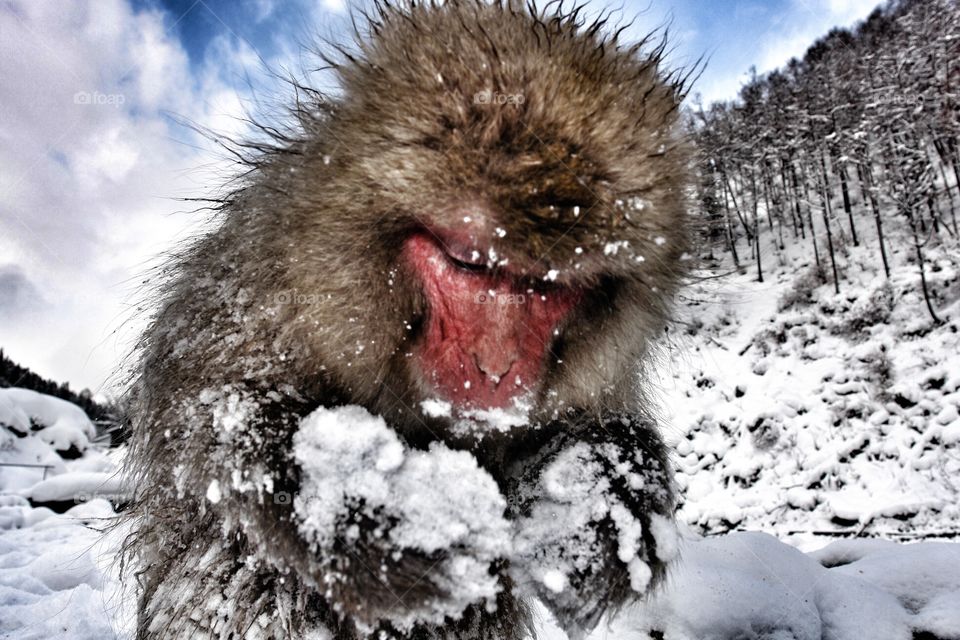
(663, 235, 960, 541)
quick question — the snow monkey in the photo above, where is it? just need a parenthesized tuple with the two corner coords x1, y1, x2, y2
(124, 1, 692, 638)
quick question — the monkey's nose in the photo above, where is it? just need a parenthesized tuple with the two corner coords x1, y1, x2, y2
(473, 352, 516, 384)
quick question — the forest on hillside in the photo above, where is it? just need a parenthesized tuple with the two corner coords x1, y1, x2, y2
(692, 0, 959, 322)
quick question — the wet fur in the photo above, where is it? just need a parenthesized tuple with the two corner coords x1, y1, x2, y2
(124, 1, 692, 638)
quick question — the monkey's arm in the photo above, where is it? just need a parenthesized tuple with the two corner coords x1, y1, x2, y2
(131, 392, 522, 639)
(505, 412, 679, 636)
(290, 405, 513, 633)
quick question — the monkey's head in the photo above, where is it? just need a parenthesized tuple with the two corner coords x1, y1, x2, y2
(256, 0, 691, 442)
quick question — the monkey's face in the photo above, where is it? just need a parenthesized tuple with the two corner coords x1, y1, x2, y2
(375, 158, 686, 432)
(401, 221, 582, 412)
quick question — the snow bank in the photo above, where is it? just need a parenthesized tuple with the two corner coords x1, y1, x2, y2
(21, 471, 126, 503)
(599, 532, 960, 640)
(0, 387, 96, 453)
(0, 499, 129, 640)
(1, 387, 119, 498)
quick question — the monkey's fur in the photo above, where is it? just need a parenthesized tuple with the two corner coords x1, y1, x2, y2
(125, 1, 692, 638)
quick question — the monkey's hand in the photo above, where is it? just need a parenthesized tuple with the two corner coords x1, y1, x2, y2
(292, 405, 512, 633)
(506, 412, 679, 638)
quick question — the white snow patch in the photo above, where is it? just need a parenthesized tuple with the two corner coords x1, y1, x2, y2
(420, 398, 452, 418)
(206, 479, 222, 504)
(292, 405, 511, 629)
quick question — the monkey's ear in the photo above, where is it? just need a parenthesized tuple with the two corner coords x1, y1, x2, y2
(505, 412, 678, 637)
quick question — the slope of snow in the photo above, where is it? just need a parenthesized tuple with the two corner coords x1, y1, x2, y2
(0, 498, 129, 640)
(662, 233, 960, 540)
(584, 532, 960, 640)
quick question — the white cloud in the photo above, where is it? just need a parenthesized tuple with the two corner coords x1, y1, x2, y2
(250, 0, 278, 23)
(320, 0, 348, 15)
(692, 0, 880, 104)
(0, 0, 255, 393)
(756, 0, 880, 74)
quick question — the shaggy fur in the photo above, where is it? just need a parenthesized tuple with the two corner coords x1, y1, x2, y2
(124, 1, 692, 638)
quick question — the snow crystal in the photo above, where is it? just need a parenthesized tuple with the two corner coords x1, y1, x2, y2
(206, 479, 222, 503)
(542, 570, 567, 593)
(452, 395, 533, 436)
(420, 398, 452, 418)
(603, 240, 629, 256)
(648, 514, 679, 563)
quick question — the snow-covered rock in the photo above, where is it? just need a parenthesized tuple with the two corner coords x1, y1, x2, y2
(0, 387, 97, 454)
(1, 387, 121, 503)
(21, 471, 126, 504)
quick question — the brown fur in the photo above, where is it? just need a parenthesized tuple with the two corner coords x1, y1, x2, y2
(124, 1, 692, 638)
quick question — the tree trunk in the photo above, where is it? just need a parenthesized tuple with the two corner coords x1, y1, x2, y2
(862, 162, 891, 278)
(790, 161, 806, 240)
(818, 150, 840, 294)
(781, 159, 800, 239)
(750, 168, 763, 283)
(721, 167, 752, 242)
(800, 162, 821, 271)
(720, 176, 742, 271)
(932, 146, 959, 235)
(906, 205, 942, 324)
(761, 164, 784, 250)
(838, 162, 859, 246)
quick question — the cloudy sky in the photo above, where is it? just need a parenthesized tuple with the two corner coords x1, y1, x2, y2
(0, 0, 881, 395)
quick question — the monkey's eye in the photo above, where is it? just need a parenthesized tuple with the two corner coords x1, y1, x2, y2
(439, 241, 490, 273)
(446, 253, 490, 273)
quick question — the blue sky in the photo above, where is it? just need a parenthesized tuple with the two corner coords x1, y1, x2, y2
(128, 0, 882, 104)
(0, 0, 880, 392)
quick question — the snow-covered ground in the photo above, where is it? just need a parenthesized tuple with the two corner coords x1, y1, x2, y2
(1, 226, 959, 639)
(0, 389, 128, 639)
(662, 233, 960, 541)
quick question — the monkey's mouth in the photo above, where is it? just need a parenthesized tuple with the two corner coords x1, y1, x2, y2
(402, 230, 581, 412)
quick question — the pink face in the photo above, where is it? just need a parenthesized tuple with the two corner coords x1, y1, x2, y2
(402, 229, 581, 410)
